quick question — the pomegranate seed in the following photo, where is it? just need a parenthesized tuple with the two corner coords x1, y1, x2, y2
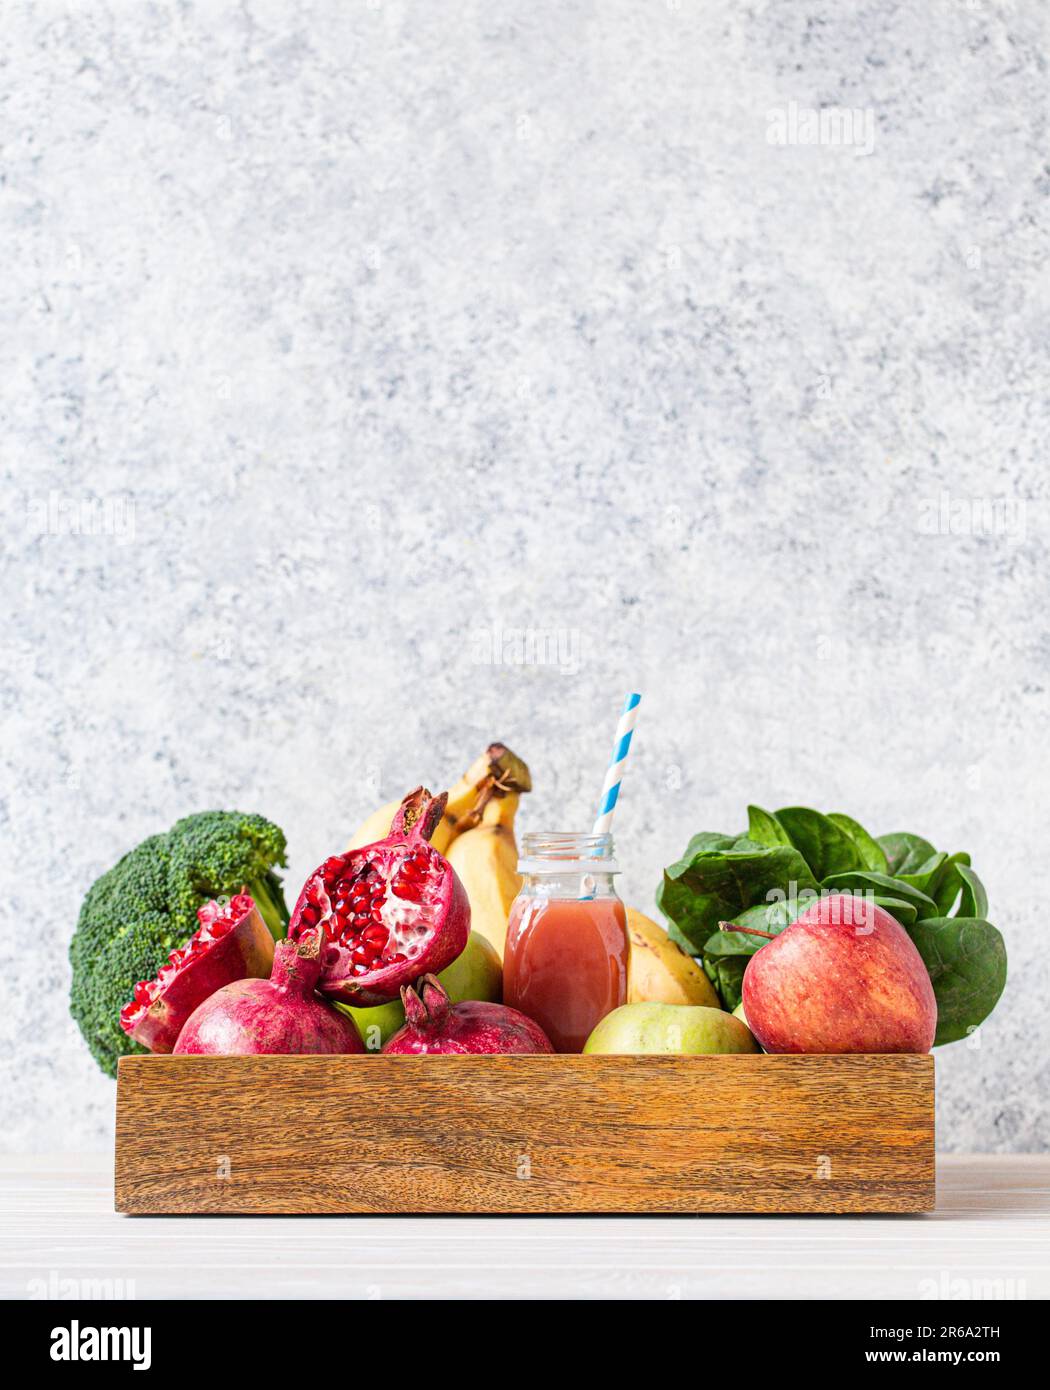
(363, 924, 388, 947)
(300, 905, 320, 927)
(133, 980, 153, 1005)
(391, 878, 424, 902)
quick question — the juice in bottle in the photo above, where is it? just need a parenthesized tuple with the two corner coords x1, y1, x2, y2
(503, 833, 629, 1053)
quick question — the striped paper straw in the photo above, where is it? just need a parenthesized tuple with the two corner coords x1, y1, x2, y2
(592, 692, 641, 836)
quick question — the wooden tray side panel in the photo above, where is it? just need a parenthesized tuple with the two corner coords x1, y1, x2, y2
(115, 1054, 934, 1215)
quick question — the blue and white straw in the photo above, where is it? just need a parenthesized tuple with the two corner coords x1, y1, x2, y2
(591, 692, 641, 837)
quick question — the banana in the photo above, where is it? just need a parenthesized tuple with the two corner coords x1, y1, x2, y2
(626, 908, 720, 1008)
(345, 743, 531, 859)
(445, 792, 524, 960)
(445, 742, 531, 832)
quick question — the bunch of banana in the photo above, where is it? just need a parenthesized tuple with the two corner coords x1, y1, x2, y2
(346, 743, 532, 959)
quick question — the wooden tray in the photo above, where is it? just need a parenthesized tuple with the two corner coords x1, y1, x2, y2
(115, 1053, 934, 1214)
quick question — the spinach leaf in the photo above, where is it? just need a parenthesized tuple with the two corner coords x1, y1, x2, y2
(956, 863, 989, 919)
(657, 841, 819, 957)
(659, 875, 723, 957)
(746, 805, 793, 848)
(906, 917, 1007, 1045)
(867, 895, 923, 927)
(897, 851, 949, 898)
(774, 806, 861, 878)
(931, 851, 971, 916)
(820, 870, 939, 919)
(702, 930, 765, 961)
(666, 833, 739, 873)
(702, 954, 750, 1012)
(877, 832, 937, 876)
(735, 897, 809, 933)
(827, 812, 890, 873)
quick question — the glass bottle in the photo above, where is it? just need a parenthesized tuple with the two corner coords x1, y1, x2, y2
(503, 832, 629, 1053)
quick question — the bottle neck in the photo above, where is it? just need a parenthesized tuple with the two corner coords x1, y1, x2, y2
(519, 869, 620, 899)
(517, 831, 619, 877)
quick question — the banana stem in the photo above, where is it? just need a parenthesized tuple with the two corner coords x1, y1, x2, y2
(452, 775, 498, 833)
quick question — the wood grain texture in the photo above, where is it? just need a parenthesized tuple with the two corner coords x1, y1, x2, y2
(114, 1054, 934, 1215)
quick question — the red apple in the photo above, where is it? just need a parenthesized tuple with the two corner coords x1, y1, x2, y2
(740, 895, 936, 1053)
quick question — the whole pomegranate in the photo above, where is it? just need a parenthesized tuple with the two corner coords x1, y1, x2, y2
(288, 787, 470, 1006)
(174, 929, 364, 1055)
(383, 975, 554, 1055)
(120, 894, 275, 1053)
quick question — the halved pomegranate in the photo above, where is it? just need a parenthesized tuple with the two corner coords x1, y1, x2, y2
(119, 893, 275, 1053)
(288, 787, 470, 1006)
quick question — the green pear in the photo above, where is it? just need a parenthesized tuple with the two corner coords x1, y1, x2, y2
(732, 1000, 763, 1052)
(436, 930, 502, 1005)
(583, 1003, 760, 1055)
(339, 997, 405, 1052)
(339, 932, 503, 1051)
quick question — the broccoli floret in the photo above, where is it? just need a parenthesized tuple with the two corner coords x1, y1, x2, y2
(69, 811, 289, 1076)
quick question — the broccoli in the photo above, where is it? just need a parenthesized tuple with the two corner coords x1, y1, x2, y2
(69, 810, 290, 1076)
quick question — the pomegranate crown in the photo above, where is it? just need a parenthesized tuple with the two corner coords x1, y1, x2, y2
(273, 927, 327, 992)
(391, 787, 448, 843)
(400, 974, 451, 1030)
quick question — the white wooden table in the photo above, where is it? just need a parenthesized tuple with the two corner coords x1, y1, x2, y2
(2, 1155, 1046, 1300)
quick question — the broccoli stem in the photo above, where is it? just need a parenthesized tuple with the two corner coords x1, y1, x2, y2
(248, 870, 289, 940)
